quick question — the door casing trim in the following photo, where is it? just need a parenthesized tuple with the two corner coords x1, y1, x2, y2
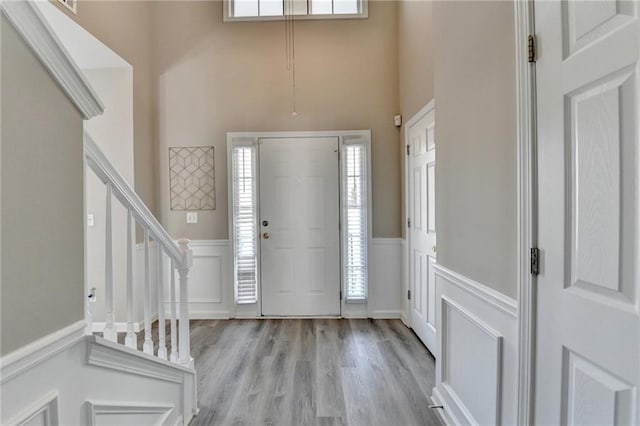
(226, 130, 372, 318)
(514, 0, 536, 423)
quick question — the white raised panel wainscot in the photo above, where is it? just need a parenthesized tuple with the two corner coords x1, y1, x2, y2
(164, 241, 233, 319)
(431, 265, 518, 425)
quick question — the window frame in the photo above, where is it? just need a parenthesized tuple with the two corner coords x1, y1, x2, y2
(223, 0, 368, 22)
(228, 139, 261, 305)
(340, 135, 371, 303)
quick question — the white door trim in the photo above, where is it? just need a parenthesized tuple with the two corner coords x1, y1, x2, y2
(227, 130, 372, 318)
(514, 0, 536, 424)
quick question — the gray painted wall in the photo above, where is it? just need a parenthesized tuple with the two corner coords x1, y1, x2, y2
(433, 0, 518, 298)
(1, 17, 85, 354)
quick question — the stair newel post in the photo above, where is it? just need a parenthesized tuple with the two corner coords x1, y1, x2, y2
(143, 228, 153, 354)
(124, 210, 136, 349)
(157, 247, 167, 360)
(169, 259, 178, 363)
(103, 182, 116, 341)
(177, 239, 193, 367)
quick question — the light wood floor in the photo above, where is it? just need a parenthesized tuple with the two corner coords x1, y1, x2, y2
(189, 319, 441, 426)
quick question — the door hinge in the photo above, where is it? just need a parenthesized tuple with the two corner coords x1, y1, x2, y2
(407, 290, 411, 300)
(528, 35, 537, 63)
(407, 218, 411, 228)
(406, 144, 410, 156)
(530, 248, 540, 275)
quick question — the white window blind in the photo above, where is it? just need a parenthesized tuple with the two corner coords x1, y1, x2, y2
(343, 143, 368, 301)
(232, 146, 258, 304)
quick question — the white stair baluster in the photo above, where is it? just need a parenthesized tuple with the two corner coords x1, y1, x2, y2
(178, 239, 193, 367)
(103, 182, 116, 341)
(143, 229, 153, 354)
(169, 259, 178, 363)
(124, 210, 136, 349)
(157, 247, 167, 360)
(84, 135, 195, 364)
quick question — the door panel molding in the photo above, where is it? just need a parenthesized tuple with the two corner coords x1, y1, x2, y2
(405, 100, 437, 353)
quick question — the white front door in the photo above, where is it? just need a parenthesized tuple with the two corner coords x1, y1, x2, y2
(535, 1, 639, 423)
(408, 105, 437, 353)
(259, 137, 341, 316)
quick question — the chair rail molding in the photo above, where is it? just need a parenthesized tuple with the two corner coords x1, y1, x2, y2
(0, 320, 86, 384)
(1, 0, 104, 119)
(434, 265, 518, 318)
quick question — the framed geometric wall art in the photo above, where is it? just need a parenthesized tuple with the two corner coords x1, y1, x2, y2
(169, 146, 215, 210)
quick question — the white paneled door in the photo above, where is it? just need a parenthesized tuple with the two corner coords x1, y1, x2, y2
(535, 1, 639, 423)
(260, 137, 341, 316)
(408, 104, 437, 353)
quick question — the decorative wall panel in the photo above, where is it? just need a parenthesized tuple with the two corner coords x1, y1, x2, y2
(169, 147, 215, 210)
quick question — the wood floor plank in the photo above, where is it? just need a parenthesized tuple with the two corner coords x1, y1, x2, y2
(179, 318, 440, 426)
(316, 320, 347, 418)
(377, 320, 436, 398)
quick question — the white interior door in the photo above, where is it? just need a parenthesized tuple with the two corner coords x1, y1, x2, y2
(260, 137, 341, 316)
(535, 1, 639, 423)
(408, 106, 437, 353)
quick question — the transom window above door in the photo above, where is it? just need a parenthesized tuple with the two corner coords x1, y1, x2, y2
(224, 0, 367, 21)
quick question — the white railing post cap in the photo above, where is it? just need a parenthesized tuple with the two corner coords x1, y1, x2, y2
(177, 238, 193, 269)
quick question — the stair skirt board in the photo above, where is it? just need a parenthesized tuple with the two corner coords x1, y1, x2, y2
(1, 328, 196, 426)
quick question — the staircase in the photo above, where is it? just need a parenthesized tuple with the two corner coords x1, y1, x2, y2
(0, 135, 198, 426)
(0, 2, 197, 424)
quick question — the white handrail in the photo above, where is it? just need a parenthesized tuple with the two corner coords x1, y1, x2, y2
(84, 132, 186, 268)
(84, 132, 193, 367)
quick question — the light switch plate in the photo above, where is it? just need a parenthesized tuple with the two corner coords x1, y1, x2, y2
(186, 212, 198, 224)
(87, 213, 95, 227)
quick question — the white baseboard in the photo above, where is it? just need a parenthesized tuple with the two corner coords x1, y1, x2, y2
(433, 264, 518, 425)
(399, 311, 409, 327)
(369, 310, 403, 319)
(431, 386, 469, 426)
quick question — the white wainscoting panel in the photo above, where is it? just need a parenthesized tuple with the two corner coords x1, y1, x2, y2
(180, 239, 402, 319)
(5, 392, 59, 426)
(432, 264, 518, 426)
(367, 238, 403, 318)
(165, 240, 233, 319)
(86, 401, 174, 426)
